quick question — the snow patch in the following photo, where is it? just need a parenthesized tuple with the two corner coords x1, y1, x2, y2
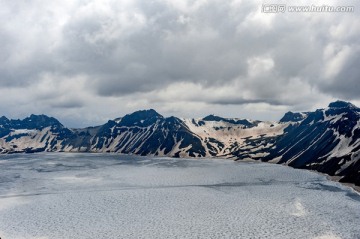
(290, 198, 307, 217)
(0, 197, 28, 211)
(12, 129, 37, 135)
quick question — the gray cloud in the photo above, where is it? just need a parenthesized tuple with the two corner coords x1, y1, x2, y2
(210, 98, 286, 106)
(321, 50, 360, 99)
(50, 100, 84, 109)
(0, 0, 359, 126)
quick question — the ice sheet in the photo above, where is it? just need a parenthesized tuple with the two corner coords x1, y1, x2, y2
(0, 153, 359, 239)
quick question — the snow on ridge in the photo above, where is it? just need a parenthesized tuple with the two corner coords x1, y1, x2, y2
(0, 127, 59, 153)
(183, 118, 288, 141)
(182, 118, 289, 157)
(11, 129, 37, 135)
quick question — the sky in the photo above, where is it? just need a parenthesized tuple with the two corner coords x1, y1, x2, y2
(1, 0, 360, 127)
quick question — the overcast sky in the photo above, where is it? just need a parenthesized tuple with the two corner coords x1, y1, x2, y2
(1, 0, 360, 127)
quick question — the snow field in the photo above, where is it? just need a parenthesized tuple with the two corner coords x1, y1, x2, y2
(0, 153, 359, 239)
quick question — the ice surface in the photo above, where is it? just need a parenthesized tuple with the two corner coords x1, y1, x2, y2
(0, 153, 360, 239)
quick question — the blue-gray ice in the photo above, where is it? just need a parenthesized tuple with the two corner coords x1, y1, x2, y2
(0, 153, 360, 239)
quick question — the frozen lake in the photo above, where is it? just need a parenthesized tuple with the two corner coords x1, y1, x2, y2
(0, 153, 360, 239)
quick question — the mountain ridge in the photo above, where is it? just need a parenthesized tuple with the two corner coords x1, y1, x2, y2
(0, 100, 359, 186)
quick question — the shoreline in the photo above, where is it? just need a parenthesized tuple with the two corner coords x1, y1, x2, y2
(305, 167, 360, 194)
(253, 158, 360, 195)
(326, 175, 360, 194)
(240, 158, 360, 194)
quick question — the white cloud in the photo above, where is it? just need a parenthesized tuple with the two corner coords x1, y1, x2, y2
(247, 56, 275, 78)
(323, 43, 352, 79)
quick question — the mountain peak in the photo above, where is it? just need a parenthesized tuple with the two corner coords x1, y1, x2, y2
(119, 109, 163, 127)
(126, 109, 162, 119)
(22, 114, 63, 129)
(328, 100, 356, 109)
(0, 116, 9, 122)
(279, 111, 308, 123)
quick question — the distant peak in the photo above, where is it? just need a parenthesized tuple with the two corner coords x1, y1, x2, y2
(328, 101, 356, 109)
(0, 116, 9, 121)
(23, 114, 63, 128)
(202, 114, 223, 121)
(0, 116, 10, 126)
(280, 111, 308, 123)
(202, 115, 254, 127)
(26, 114, 60, 123)
(29, 114, 51, 119)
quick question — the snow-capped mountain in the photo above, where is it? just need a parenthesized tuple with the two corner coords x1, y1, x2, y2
(0, 114, 74, 153)
(264, 101, 360, 185)
(0, 101, 359, 186)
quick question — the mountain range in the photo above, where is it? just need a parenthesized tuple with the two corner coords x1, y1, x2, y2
(0, 100, 359, 186)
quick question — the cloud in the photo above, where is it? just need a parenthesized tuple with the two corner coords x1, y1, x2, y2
(0, 0, 359, 126)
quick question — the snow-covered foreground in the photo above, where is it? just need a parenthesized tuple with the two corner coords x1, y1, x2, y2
(0, 154, 359, 239)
